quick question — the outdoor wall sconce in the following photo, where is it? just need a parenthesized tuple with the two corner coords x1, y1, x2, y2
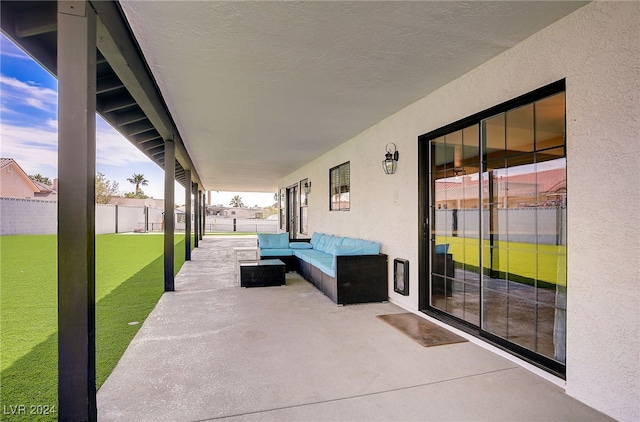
(382, 142, 399, 175)
(453, 168, 467, 176)
(303, 181, 312, 195)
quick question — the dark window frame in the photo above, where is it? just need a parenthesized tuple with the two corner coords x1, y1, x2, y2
(329, 162, 350, 211)
(299, 178, 309, 235)
(418, 79, 567, 377)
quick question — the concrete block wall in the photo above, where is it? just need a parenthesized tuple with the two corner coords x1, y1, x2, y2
(117, 205, 144, 233)
(0, 198, 57, 235)
(96, 204, 116, 234)
(1, 199, 152, 235)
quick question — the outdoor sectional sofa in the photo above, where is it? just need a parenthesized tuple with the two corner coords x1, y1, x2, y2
(257, 232, 388, 305)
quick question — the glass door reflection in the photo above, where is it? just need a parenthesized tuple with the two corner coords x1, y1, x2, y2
(427, 91, 567, 366)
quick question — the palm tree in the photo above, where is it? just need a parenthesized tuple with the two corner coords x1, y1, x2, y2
(127, 173, 148, 195)
(229, 195, 244, 208)
(30, 173, 52, 185)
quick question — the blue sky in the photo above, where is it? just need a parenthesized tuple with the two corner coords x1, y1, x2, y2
(0, 33, 274, 207)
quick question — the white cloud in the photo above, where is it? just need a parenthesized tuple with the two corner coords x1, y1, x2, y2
(0, 122, 58, 149)
(0, 74, 57, 112)
(0, 123, 58, 176)
(96, 117, 156, 167)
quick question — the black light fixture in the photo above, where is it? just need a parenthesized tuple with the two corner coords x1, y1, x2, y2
(303, 180, 312, 195)
(382, 142, 399, 174)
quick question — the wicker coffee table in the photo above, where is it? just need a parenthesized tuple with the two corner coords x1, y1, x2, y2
(239, 259, 286, 287)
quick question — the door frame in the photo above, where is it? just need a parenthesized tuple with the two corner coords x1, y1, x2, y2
(417, 79, 567, 377)
(286, 184, 298, 239)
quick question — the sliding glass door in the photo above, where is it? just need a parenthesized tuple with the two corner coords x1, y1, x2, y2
(430, 124, 481, 326)
(426, 86, 566, 371)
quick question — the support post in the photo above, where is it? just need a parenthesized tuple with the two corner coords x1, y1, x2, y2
(164, 139, 175, 291)
(57, 1, 97, 420)
(193, 183, 199, 247)
(185, 169, 191, 261)
(200, 191, 205, 239)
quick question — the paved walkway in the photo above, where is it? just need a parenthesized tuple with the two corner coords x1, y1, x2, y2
(97, 236, 611, 421)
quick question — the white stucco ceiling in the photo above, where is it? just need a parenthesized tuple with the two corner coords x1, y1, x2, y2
(119, 1, 586, 193)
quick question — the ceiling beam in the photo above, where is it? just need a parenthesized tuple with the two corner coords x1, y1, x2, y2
(90, 0, 202, 187)
(96, 74, 124, 94)
(124, 119, 154, 137)
(99, 94, 137, 113)
(114, 109, 147, 126)
(14, 2, 57, 38)
(1, 2, 58, 74)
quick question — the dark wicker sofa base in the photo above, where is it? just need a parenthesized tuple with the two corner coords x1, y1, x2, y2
(297, 254, 388, 305)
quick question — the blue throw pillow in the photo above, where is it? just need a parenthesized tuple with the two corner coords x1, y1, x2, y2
(289, 242, 313, 249)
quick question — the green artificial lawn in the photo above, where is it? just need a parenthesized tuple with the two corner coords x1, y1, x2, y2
(0, 234, 187, 420)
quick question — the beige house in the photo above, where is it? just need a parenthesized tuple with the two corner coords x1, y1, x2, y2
(0, 158, 57, 200)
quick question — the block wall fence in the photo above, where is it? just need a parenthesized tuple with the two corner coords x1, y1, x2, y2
(0, 198, 278, 235)
(0, 198, 159, 235)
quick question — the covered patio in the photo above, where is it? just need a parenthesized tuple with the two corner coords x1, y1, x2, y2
(97, 236, 610, 421)
(2, 1, 638, 420)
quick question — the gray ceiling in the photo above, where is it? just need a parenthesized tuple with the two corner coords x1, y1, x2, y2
(1, 1, 587, 193)
(119, 1, 585, 193)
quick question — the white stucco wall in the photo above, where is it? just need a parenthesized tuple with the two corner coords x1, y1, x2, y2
(279, 2, 639, 420)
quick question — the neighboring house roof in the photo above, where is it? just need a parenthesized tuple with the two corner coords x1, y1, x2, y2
(436, 167, 565, 193)
(0, 158, 57, 199)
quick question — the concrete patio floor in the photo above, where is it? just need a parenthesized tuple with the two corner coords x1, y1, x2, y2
(97, 236, 612, 422)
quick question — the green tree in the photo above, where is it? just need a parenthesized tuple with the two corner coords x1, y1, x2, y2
(127, 173, 148, 195)
(124, 190, 149, 199)
(264, 204, 279, 218)
(96, 172, 120, 204)
(229, 195, 245, 208)
(29, 173, 52, 185)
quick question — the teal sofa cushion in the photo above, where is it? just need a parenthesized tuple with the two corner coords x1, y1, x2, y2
(258, 232, 289, 249)
(310, 232, 324, 249)
(316, 234, 333, 253)
(342, 237, 360, 248)
(360, 240, 381, 255)
(294, 249, 326, 263)
(435, 244, 450, 254)
(260, 248, 293, 257)
(310, 255, 336, 278)
(325, 236, 346, 255)
(333, 245, 363, 256)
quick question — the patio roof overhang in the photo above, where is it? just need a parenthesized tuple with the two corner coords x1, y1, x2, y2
(1, 0, 587, 193)
(1, 0, 202, 189)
